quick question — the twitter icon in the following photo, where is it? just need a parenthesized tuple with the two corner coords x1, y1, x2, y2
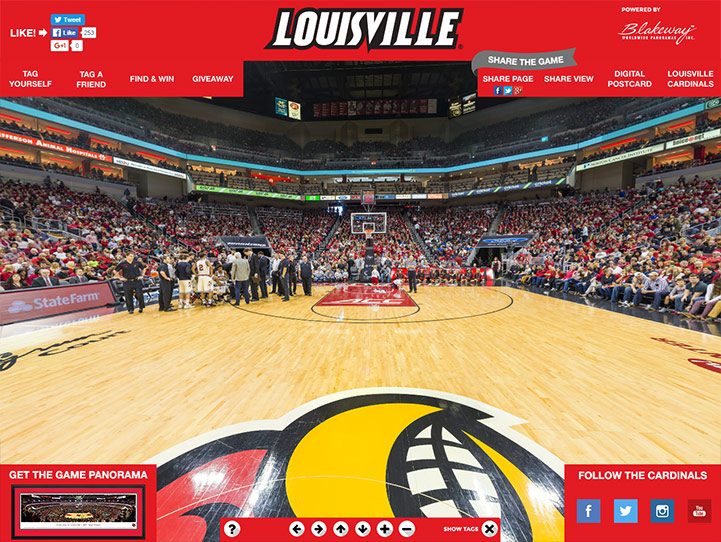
(51, 14, 85, 25)
(614, 499, 638, 523)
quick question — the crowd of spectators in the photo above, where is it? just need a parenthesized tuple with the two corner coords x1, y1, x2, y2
(0, 178, 178, 290)
(641, 151, 721, 177)
(321, 210, 426, 270)
(257, 207, 337, 256)
(133, 199, 253, 252)
(506, 175, 721, 321)
(409, 206, 496, 264)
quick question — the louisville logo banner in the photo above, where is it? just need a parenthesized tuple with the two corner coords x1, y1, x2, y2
(149, 389, 564, 541)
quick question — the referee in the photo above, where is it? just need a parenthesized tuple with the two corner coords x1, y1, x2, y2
(115, 252, 147, 314)
(406, 257, 418, 293)
(299, 255, 313, 295)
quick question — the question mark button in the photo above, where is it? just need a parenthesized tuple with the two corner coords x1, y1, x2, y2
(224, 520, 241, 538)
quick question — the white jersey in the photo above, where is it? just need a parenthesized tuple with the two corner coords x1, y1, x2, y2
(196, 259, 212, 276)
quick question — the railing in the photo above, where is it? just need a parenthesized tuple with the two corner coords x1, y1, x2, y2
(403, 210, 437, 264)
(312, 213, 343, 260)
(130, 206, 195, 254)
(681, 217, 721, 238)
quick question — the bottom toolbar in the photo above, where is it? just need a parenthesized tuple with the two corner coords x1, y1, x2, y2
(219, 518, 501, 542)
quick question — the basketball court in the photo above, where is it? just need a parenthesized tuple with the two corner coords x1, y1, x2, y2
(2, 283, 719, 541)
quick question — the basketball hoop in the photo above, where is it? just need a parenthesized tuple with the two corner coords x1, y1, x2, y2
(364, 228, 374, 240)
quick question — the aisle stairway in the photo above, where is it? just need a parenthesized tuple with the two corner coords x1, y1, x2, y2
(247, 207, 262, 235)
(402, 210, 436, 263)
(487, 207, 504, 234)
(312, 212, 343, 259)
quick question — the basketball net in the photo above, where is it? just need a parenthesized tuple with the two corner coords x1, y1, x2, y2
(364, 229, 373, 241)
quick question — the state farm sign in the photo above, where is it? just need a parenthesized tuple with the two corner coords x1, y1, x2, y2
(0, 282, 117, 325)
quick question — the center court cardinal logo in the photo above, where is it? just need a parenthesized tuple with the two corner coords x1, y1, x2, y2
(151, 389, 564, 542)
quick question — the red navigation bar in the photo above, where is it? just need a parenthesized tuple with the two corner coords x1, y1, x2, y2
(0, 1, 719, 97)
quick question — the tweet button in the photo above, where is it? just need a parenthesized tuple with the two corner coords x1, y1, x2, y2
(51, 14, 85, 26)
(614, 499, 638, 523)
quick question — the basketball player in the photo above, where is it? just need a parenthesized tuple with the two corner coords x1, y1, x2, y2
(193, 252, 214, 307)
(174, 254, 193, 309)
(212, 263, 230, 304)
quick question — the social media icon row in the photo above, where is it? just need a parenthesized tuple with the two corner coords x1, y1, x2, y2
(492, 86, 523, 96)
(577, 499, 711, 523)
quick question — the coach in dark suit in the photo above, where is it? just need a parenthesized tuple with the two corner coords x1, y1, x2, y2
(278, 253, 290, 302)
(299, 256, 313, 296)
(158, 255, 175, 312)
(31, 268, 60, 288)
(247, 248, 260, 301)
(288, 254, 297, 296)
(258, 253, 269, 298)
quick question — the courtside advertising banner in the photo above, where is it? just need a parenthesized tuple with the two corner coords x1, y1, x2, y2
(0, 1, 718, 96)
(0, 282, 117, 325)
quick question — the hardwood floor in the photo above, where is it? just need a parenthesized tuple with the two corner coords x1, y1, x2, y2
(1, 285, 718, 465)
(1, 284, 719, 541)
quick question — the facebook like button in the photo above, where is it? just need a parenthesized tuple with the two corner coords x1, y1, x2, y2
(51, 27, 78, 38)
(51, 14, 85, 26)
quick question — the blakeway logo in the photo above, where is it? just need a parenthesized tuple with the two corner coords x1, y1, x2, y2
(618, 21, 696, 45)
(266, 8, 463, 50)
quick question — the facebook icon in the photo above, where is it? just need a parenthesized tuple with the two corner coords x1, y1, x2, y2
(493, 86, 502, 96)
(577, 499, 601, 523)
(52, 28, 62, 38)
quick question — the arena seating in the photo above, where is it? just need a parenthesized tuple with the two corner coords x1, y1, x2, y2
(320, 209, 425, 268)
(257, 207, 337, 256)
(4, 96, 708, 170)
(409, 206, 496, 264)
(504, 175, 721, 319)
(3, 162, 721, 322)
(134, 199, 253, 251)
(1, 177, 187, 283)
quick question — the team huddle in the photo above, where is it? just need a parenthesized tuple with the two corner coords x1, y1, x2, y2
(113, 249, 315, 313)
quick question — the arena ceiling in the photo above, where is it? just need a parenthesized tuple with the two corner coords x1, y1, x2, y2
(194, 61, 516, 118)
